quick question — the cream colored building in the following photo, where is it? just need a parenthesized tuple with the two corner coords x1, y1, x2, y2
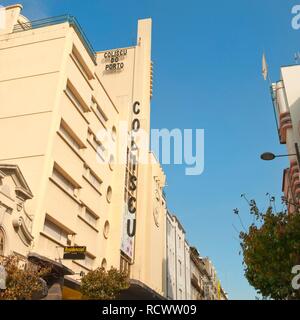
(0, 3, 167, 299)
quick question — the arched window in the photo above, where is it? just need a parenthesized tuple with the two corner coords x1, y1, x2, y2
(0, 229, 4, 256)
(101, 258, 107, 270)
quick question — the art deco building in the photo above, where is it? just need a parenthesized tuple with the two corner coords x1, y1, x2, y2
(0, 3, 227, 301)
(0, 3, 167, 299)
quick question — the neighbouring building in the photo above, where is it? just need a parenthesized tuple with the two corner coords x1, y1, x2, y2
(203, 257, 217, 300)
(0, 164, 34, 259)
(166, 212, 191, 300)
(190, 247, 207, 300)
(270, 65, 300, 214)
(189, 247, 227, 300)
(0, 3, 167, 299)
(219, 285, 228, 300)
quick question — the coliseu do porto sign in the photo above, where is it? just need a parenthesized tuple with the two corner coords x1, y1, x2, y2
(103, 49, 127, 72)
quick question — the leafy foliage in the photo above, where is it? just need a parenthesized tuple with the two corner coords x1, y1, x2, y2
(0, 255, 50, 300)
(81, 267, 129, 300)
(239, 199, 300, 300)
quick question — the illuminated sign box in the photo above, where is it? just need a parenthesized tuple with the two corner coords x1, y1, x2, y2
(63, 246, 86, 260)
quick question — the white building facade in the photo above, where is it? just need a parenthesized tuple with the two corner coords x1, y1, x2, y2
(166, 212, 191, 300)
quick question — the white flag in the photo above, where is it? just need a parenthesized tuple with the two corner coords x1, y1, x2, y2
(262, 53, 268, 81)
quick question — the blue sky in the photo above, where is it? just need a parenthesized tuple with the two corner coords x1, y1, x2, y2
(2, 0, 300, 299)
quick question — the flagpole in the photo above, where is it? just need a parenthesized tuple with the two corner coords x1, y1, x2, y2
(270, 84, 280, 141)
(267, 65, 281, 141)
(262, 52, 280, 141)
(267, 72, 272, 86)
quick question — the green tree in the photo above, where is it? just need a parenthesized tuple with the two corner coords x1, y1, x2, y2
(238, 199, 300, 300)
(0, 255, 50, 300)
(80, 267, 129, 300)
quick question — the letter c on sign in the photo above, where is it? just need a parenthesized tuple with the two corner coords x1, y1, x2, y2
(133, 101, 140, 115)
(128, 197, 137, 214)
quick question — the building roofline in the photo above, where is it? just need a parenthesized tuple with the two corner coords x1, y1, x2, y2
(280, 64, 300, 71)
(0, 164, 33, 199)
(172, 214, 186, 233)
(13, 14, 97, 64)
(5, 4, 23, 11)
(96, 45, 136, 54)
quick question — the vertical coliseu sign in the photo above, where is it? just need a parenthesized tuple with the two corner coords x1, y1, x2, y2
(121, 101, 141, 260)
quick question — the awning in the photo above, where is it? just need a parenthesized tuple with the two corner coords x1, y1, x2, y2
(118, 279, 166, 300)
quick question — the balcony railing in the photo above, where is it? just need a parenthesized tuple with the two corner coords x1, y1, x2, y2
(13, 15, 97, 64)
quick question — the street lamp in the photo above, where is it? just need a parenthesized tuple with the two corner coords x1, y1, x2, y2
(261, 143, 300, 164)
(260, 152, 296, 161)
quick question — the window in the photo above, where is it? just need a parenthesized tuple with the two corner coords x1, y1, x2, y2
(0, 229, 4, 256)
(178, 236, 182, 249)
(59, 121, 82, 151)
(109, 154, 115, 171)
(83, 254, 95, 269)
(89, 170, 102, 190)
(71, 46, 93, 80)
(91, 99, 108, 125)
(52, 166, 78, 196)
(84, 166, 102, 191)
(101, 258, 107, 270)
(84, 207, 98, 227)
(88, 130, 107, 161)
(111, 126, 117, 141)
(179, 260, 182, 277)
(43, 219, 69, 245)
(97, 143, 107, 162)
(66, 81, 89, 113)
(103, 221, 110, 239)
(106, 186, 112, 203)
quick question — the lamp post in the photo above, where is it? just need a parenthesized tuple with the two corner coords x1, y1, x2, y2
(260, 143, 300, 166)
(260, 143, 300, 214)
(260, 152, 296, 161)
